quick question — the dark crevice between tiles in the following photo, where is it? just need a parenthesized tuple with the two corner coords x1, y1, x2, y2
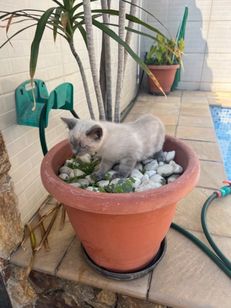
(54, 236, 76, 276)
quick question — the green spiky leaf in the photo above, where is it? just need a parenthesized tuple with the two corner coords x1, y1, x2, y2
(30, 7, 56, 80)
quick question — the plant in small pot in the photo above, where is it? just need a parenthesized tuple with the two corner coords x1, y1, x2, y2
(145, 34, 185, 95)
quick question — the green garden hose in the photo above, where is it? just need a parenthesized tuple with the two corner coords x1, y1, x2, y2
(171, 182, 231, 279)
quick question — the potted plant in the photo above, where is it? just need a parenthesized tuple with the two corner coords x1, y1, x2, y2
(1, 1, 199, 275)
(145, 34, 185, 95)
(41, 135, 200, 272)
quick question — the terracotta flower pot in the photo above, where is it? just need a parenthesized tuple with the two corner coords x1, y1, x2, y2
(41, 135, 200, 272)
(148, 64, 180, 95)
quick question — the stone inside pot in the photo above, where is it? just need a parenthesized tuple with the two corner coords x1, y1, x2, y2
(58, 150, 183, 193)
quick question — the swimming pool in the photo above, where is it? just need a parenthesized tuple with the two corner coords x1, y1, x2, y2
(210, 106, 231, 180)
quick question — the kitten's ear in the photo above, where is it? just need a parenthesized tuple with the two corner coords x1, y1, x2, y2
(86, 125, 103, 140)
(61, 117, 77, 130)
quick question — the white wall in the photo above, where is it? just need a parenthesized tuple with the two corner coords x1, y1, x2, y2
(0, 0, 139, 223)
(141, 0, 231, 91)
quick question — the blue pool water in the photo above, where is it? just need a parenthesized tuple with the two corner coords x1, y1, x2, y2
(210, 106, 231, 180)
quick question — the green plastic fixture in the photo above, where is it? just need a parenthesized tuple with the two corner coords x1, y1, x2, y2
(171, 6, 188, 90)
(15, 80, 78, 155)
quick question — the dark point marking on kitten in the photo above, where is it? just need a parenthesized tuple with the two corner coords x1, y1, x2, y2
(86, 125, 103, 140)
(61, 117, 77, 130)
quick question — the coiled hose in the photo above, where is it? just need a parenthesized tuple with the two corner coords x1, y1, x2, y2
(171, 182, 231, 279)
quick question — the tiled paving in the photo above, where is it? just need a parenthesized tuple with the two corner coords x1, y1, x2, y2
(11, 91, 231, 308)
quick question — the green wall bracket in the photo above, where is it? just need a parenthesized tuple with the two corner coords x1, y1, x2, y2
(15, 80, 79, 156)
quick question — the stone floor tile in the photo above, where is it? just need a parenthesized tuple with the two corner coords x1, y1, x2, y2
(198, 160, 227, 189)
(11, 215, 75, 275)
(182, 90, 208, 97)
(176, 126, 216, 142)
(174, 187, 231, 237)
(168, 90, 182, 97)
(181, 96, 209, 105)
(178, 115, 214, 128)
(180, 105, 211, 117)
(208, 96, 231, 108)
(136, 95, 181, 105)
(57, 238, 151, 300)
(182, 140, 222, 161)
(155, 114, 179, 125)
(165, 126, 176, 136)
(132, 104, 179, 116)
(148, 229, 231, 308)
(123, 113, 140, 122)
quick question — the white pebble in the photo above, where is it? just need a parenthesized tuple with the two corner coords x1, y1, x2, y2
(85, 175, 95, 184)
(136, 181, 162, 192)
(165, 151, 175, 163)
(78, 153, 91, 163)
(131, 169, 143, 179)
(131, 177, 141, 189)
(110, 178, 121, 185)
(150, 174, 166, 185)
(169, 161, 183, 174)
(97, 180, 110, 188)
(59, 166, 73, 175)
(69, 170, 75, 178)
(74, 169, 85, 177)
(144, 160, 158, 171)
(167, 174, 180, 184)
(59, 173, 69, 180)
(65, 159, 74, 165)
(86, 186, 99, 192)
(78, 178, 90, 186)
(158, 161, 164, 166)
(157, 164, 174, 177)
(70, 182, 81, 187)
(142, 174, 149, 182)
(145, 170, 156, 178)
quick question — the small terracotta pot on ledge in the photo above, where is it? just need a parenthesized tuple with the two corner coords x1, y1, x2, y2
(148, 64, 180, 95)
(41, 135, 200, 273)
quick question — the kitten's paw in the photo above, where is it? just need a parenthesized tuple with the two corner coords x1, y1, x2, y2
(91, 172, 104, 182)
(111, 172, 127, 180)
(154, 150, 165, 163)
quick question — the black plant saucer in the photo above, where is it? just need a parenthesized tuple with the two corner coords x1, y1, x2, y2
(81, 238, 167, 281)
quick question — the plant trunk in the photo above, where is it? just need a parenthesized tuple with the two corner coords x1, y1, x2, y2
(99, 40, 107, 117)
(83, 0, 105, 120)
(114, 1, 126, 123)
(69, 40, 95, 120)
(123, 0, 138, 75)
(100, 0, 112, 121)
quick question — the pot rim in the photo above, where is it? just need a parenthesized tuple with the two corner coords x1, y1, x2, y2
(41, 135, 200, 215)
(147, 64, 180, 70)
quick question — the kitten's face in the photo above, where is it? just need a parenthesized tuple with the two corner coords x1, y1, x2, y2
(61, 118, 103, 156)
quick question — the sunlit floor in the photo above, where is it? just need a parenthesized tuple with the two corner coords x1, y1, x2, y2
(11, 90, 231, 308)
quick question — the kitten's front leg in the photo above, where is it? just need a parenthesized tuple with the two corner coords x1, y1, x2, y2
(153, 150, 165, 162)
(112, 157, 136, 179)
(92, 159, 114, 181)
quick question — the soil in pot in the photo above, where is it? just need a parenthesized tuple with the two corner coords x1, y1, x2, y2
(148, 64, 179, 95)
